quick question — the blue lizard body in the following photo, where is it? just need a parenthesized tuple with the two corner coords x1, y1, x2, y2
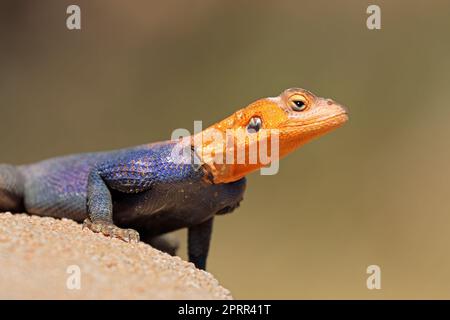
(0, 141, 246, 269)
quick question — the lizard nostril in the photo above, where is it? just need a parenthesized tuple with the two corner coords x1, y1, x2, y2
(326, 99, 334, 106)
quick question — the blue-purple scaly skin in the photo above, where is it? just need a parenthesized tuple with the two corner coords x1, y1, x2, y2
(0, 141, 246, 270)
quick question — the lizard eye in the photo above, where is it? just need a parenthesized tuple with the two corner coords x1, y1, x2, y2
(289, 94, 308, 111)
(247, 116, 262, 133)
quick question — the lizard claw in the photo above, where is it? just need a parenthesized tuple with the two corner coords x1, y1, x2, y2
(83, 218, 140, 243)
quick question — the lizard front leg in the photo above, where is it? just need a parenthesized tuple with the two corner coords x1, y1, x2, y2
(188, 217, 214, 270)
(83, 170, 140, 243)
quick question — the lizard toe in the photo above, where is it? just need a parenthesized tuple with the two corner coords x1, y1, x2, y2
(112, 227, 140, 243)
(83, 218, 140, 243)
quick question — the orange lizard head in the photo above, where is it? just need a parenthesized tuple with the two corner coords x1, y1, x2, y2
(193, 88, 348, 183)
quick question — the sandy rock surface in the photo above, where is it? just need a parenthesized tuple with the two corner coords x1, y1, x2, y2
(0, 213, 232, 299)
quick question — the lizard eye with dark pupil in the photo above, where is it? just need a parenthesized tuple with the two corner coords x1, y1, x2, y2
(247, 116, 262, 133)
(292, 100, 306, 111)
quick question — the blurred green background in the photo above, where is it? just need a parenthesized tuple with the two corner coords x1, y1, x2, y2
(1, 0, 450, 299)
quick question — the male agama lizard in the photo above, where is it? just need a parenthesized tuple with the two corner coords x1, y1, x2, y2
(0, 88, 348, 270)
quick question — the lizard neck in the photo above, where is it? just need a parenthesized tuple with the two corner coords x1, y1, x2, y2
(191, 126, 275, 184)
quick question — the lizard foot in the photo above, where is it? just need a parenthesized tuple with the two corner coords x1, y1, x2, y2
(82, 219, 140, 243)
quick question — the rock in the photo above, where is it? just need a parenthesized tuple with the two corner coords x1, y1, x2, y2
(0, 213, 232, 299)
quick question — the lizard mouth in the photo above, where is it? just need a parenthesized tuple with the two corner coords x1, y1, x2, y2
(281, 112, 349, 130)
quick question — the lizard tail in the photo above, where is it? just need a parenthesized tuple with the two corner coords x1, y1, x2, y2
(0, 164, 25, 212)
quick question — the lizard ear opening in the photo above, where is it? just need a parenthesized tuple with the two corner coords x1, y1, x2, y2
(247, 116, 262, 133)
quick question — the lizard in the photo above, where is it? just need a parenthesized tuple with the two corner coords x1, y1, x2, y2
(0, 88, 348, 270)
